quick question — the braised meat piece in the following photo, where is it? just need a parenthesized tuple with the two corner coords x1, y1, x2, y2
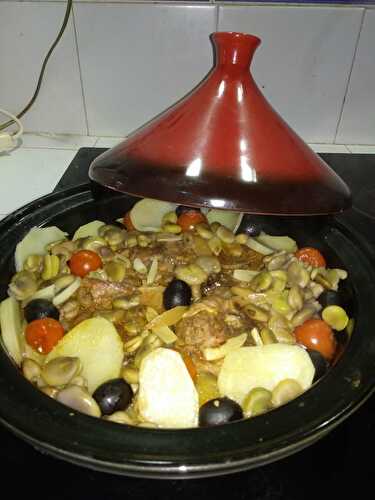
(176, 311, 228, 350)
(219, 245, 264, 270)
(201, 272, 234, 296)
(175, 295, 255, 354)
(78, 277, 141, 310)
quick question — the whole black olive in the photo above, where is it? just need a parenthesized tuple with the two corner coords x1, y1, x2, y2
(242, 219, 262, 237)
(24, 299, 60, 323)
(93, 378, 133, 415)
(175, 205, 201, 217)
(199, 397, 243, 427)
(318, 290, 342, 309)
(163, 279, 192, 310)
(307, 349, 329, 382)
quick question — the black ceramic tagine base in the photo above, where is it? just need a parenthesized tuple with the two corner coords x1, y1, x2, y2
(0, 148, 374, 498)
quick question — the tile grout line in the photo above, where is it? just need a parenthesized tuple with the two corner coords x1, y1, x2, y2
(333, 8, 366, 144)
(214, 2, 219, 31)
(19, 146, 80, 151)
(72, 5, 90, 136)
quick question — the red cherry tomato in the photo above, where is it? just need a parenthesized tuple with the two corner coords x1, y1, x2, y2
(294, 319, 336, 361)
(68, 250, 102, 277)
(177, 211, 207, 232)
(295, 247, 326, 268)
(123, 211, 135, 231)
(25, 318, 64, 354)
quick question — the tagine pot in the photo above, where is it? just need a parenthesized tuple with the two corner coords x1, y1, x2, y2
(89, 32, 350, 215)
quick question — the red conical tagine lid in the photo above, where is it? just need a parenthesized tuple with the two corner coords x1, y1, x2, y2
(89, 32, 351, 215)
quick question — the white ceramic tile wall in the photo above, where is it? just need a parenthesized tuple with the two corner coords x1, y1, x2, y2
(1, 2, 375, 145)
(0, 2, 87, 134)
(335, 10, 375, 145)
(74, 3, 216, 137)
(20, 133, 97, 149)
(218, 5, 364, 144)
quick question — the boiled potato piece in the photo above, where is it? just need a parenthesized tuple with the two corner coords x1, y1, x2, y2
(255, 232, 297, 253)
(138, 348, 199, 428)
(246, 238, 274, 255)
(218, 344, 315, 405)
(130, 198, 176, 232)
(46, 317, 123, 394)
(15, 226, 68, 271)
(0, 296, 23, 365)
(206, 209, 243, 232)
(72, 220, 105, 240)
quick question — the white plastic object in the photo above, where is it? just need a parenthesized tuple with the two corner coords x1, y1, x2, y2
(0, 134, 16, 153)
(0, 108, 23, 152)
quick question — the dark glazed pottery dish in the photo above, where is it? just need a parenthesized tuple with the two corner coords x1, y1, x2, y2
(0, 184, 374, 479)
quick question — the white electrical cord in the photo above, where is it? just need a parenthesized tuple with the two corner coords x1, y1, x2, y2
(0, 108, 24, 153)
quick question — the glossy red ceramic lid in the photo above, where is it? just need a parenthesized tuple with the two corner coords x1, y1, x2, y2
(89, 32, 351, 215)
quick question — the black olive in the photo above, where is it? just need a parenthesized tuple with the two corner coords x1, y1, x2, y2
(24, 299, 60, 323)
(163, 279, 192, 310)
(243, 220, 262, 237)
(199, 397, 243, 427)
(93, 378, 133, 415)
(318, 290, 342, 309)
(307, 349, 329, 382)
(334, 328, 350, 352)
(175, 205, 201, 217)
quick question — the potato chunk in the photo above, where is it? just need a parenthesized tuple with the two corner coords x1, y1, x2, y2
(218, 344, 315, 405)
(138, 348, 199, 428)
(46, 317, 123, 394)
(15, 226, 68, 271)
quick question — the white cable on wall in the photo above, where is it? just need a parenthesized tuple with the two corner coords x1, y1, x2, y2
(0, 108, 24, 153)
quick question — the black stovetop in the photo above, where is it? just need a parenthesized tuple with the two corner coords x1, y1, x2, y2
(1, 149, 375, 498)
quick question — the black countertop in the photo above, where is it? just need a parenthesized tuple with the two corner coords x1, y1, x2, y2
(1, 149, 375, 498)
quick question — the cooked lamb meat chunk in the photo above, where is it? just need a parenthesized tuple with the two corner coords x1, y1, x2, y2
(201, 272, 234, 296)
(176, 311, 228, 350)
(175, 295, 255, 354)
(78, 277, 141, 310)
(219, 245, 264, 270)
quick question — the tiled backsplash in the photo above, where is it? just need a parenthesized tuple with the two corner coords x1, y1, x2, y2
(1, 1, 374, 144)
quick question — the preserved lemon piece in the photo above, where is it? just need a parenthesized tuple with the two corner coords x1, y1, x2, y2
(195, 371, 220, 407)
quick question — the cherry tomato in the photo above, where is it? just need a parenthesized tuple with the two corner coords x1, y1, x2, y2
(68, 250, 102, 277)
(123, 211, 135, 231)
(181, 352, 197, 382)
(294, 319, 336, 361)
(177, 211, 207, 232)
(295, 247, 326, 268)
(25, 318, 64, 354)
